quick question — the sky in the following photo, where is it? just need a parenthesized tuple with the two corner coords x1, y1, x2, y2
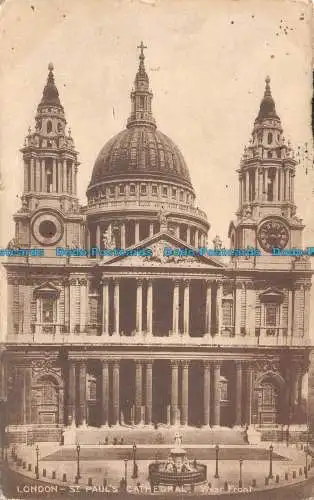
(0, 0, 313, 249)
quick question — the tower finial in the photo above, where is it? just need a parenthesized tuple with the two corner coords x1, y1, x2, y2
(48, 62, 54, 72)
(137, 41, 147, 60)
(264, 75, 271, 96)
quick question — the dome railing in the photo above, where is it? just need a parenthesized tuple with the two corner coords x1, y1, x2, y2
(87, 198, 207, 220)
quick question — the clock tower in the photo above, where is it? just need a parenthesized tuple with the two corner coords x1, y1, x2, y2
(228, 77, 306, 268)
(13, 64, 83, 254)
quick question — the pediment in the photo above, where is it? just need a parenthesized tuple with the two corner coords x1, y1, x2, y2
(259, 287, 284, 303)
(101, 231, 225, 268)
(33, 281, 60, 296)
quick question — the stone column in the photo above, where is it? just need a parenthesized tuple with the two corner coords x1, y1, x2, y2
(203, 361, 211, 426)
(291, 174, 295, 203)
(280, 167, 285, 201)
(186, 226, 191, 245)
(120, 223, 126, 249)
(30, 158, 35, 191)
(136, 279, 143, 334)
(36, 297, 41, 324)
(205, 281, 212, 336)
(101, 360, 109, 426)
(63, 159, 67, 193)
(24, 161, 29, 192)
(216, 281, 223, 335)
(235, 283, 242, 335)
(96, 224, 101, 248)
(172, 280, 180, 335)
(246, 284, 255, 336)
(35, 159, 41, 191)
(175, 225, 180, 239)
(102, 279, 109, 335)
(135, 361, 143, 424)
(113, 279, 120, 335)
(112, 360, 120, 425)
(171, 360, 179, 425)
(135, 222, 140, 244)
(68, 361, 76, 425)
(195, 229, 199, 247)
(245, 363, 253, 426)
(69, 279, 77, 334)
(304, 283, 311, 338)
(213, 362, 221, 426)
(287, 288, 293, 337)
(149, 223, 154, 237)
(73, 165, 77, 196)
(52, 158, 57, 192)
(183, 280, 190, 336)
(235, 361, 243, 426)
(292, 285, 301, 337)
(273, 168, 278, 202)
(246, 170, 250, 201)
(79, 279, 88, 333)
(181, 361, 189, 426)
(147, 279, 153, 335)
(78, 361, 87, 426)
(41, 159, 46, 192)
(24, 367, 32, 425)
(145, 361, 153, 425)
(58, 161, 62, 193)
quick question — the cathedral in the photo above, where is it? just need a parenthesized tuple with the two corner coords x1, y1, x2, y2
(0, 44, 312, 444)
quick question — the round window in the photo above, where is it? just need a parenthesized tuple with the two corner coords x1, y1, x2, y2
(39, 220, 57, 238)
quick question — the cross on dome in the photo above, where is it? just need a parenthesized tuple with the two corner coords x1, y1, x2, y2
(137, 41, 147, 59)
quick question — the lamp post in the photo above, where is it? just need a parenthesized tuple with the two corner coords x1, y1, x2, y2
(75, 442, 81, 481)
(132, 442, 138, 479)
(35, 445, 39, 480)
(268, 444, 273, 479)
(124, 458, 128, 490)
(214, 445, 219, 479)
(239, 459, 243, 488)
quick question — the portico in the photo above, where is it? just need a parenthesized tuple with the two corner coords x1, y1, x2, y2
(65, 356, 283, 429)
(100, 276, 219, 338)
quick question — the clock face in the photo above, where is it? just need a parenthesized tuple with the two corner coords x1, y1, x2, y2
(258, 219, 289, 253)
(32, 213, 63, 246)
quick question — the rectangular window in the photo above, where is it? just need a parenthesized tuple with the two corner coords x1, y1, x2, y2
(130, 185, 136, 195)
(172, 188, 176, 198)
(162, 186, 168, 197)
(42, 297, 55, 323)
(265, 303, 277, 327)
(119, 185, 125, 194)
(109, 186, 115, 196)
(152, 185, 158, 196)
(140, 184, 147, 195)
(222, 299, 233, 326)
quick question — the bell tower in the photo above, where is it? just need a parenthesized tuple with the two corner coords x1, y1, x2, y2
(228, 77, 305, 265)
(13, 64, 83, 251)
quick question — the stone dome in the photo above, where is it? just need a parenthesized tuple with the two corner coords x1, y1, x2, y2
(87, 44, 194, 196)
(88, 126, 193, 191)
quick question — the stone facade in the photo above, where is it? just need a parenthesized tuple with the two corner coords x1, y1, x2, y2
(1, 48, 312, 442)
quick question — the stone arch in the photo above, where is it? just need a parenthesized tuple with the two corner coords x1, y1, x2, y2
(254, 371, 285, 426)
(254, 371, 286, 390)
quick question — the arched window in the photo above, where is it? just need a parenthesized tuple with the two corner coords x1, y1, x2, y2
(47, 120, 52, 134)
(267, 151, 273, 159)
(267, 132, 272, 144)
